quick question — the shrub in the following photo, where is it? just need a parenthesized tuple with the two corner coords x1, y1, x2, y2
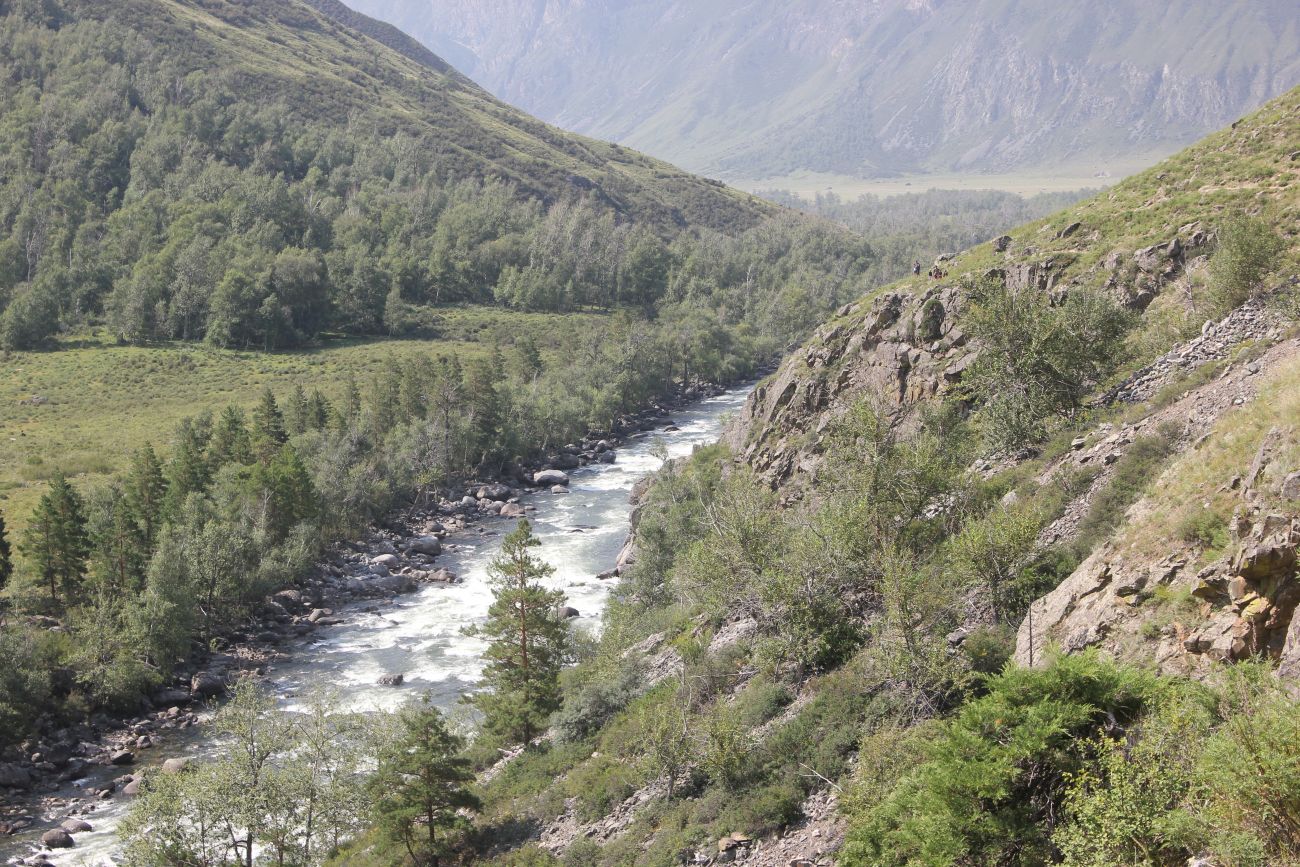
(1208, 215, 1285, 312)
(840, 653, 1163, 867)
(553, 663, 643, 743)
(963, 277, 1132, 453)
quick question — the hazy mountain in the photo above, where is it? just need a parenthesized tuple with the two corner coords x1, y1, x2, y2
(343, 0, 1300, 180)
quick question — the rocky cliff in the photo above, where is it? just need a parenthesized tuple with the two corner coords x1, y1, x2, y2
(730, 84, 1300, 680)
(345, 0, 1300, 180)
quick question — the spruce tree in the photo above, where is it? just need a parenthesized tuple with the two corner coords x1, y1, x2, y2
(22, 474, 90, 605)
(470, 520, 569, 745)
(209, 405, 253, 468)
(371, 696, 480, 867)
(285, 382, 309, 436)
(255, 444, 319, 541)
(0, 510, 12, 602)
(306, 389, 332, 431)
(91, 490, 148, 595)
(124, 442, 167, 550)
(165, 415, 212, 515)
(251, 388, 287, 461)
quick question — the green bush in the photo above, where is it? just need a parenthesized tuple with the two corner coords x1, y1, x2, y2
(1208, 215, 1285, 312)
(840, 653, 1163, 867)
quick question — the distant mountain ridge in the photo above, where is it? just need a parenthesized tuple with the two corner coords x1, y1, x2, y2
(343, 0, 1300, 180)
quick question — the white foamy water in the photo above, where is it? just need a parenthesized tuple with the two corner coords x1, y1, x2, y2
(3, 384, 752, 866)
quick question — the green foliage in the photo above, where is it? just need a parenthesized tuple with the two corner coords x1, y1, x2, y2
(948, 505, 1041, 625)
(0, 625, 56, 744)
(370, 696, 481, 867)
(1208, 215, 1286, 312)
(123, 682, 373, 866)
(1190, 666, 1300, 864)
(20, 473, 90, 606)
(841, 653, 1162, 867)
(1071, 423, 1180, 558)
(964, 277, 1132, 452)
(469, 520, 571, 746)
(0, 510, 12, 598)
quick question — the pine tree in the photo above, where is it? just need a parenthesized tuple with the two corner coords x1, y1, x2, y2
(0, 511, 12, 603)
(22, 474, 90, 605)
(251, 388, 287, 462)
(165, 415, 212, 516)
(306, 389, 332, 431)
(371, 696, 480, 867)
(338, 376, 362, 428)
(470, 520, 569, 745)
(210, 405, 253, 468)
(91, 490, 148, 595)
(285, 383, 309, 436)
(510, 334, 544, 381)
(254, 444, 319, 541)
(124, 442, 167, 550)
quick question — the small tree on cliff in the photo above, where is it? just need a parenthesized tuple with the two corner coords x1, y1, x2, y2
(469, 520, 569, 745)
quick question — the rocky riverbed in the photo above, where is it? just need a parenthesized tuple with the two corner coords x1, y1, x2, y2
(0, 381, 753, 864)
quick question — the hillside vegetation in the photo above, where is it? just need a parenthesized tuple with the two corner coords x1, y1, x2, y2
(0, 0, 863, 355)
(0, 0, 881, 784)
(355, 85, 1300, 867)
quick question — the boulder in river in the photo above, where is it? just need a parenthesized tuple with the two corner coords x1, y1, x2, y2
(191, 671, 227, 698)
(406, 536, 442, 556)
(558, 606, 581, 620)
(152, 688, 191, 706)
(109, 750, 134, 766)
(477, 483, 512, 501)
(500, 503, 526, 518)
(553, 453, 581, 469)
(377, 673, 405, 686)
(61, 818, 92, 833)
(371, 553, 401, 569)
(42, 828, 75, 848)
(533, 469, 569, 487)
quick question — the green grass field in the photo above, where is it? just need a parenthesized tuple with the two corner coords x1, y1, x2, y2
(0, 306, 609, 534)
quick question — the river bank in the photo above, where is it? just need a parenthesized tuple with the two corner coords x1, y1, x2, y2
(1, 381, 754, 864)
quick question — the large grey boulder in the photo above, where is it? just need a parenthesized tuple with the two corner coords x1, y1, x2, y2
(190, 671, 227, 698)
(42, 828, 75, 848)
(534, 469, 569, 487)
(477, 483, 512, 501)
(0, 763, 31, 788)
(406, 536, 442, 556)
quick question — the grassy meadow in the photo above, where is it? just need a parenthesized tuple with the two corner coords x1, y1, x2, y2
(0, 306, 608, 533)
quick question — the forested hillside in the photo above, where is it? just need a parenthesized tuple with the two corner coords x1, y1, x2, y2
(347, 0, 1300, 180)
(0, 0, 850, 354)
(388, 85, 1300, 867)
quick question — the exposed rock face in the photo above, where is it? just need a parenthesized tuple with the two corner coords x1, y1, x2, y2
(1016, 484, 1300, 685)
(728, 286, 970, 487)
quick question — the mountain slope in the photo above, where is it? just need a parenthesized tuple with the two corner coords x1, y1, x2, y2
(46, 0, 773, 232)
(344, 0, 1300, 181)
(349, 87, 1300, 867)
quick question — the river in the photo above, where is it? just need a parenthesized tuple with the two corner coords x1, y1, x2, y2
(3, 384, 753, 866)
